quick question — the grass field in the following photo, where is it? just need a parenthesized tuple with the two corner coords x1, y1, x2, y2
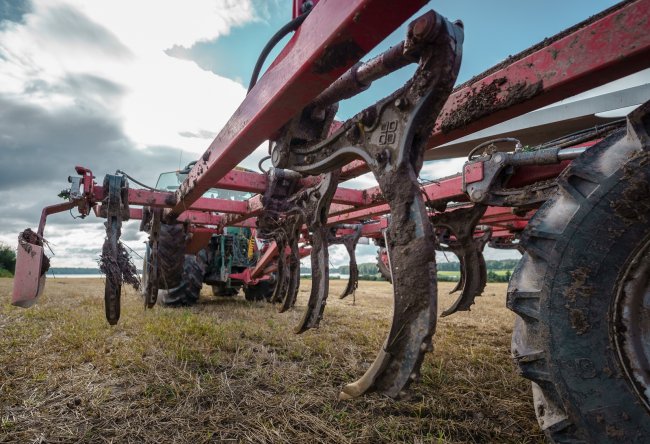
(0, 278, 542, 443)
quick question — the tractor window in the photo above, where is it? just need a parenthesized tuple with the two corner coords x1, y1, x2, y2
(155, 172, 183, 191)
(155, 172, 254, 201)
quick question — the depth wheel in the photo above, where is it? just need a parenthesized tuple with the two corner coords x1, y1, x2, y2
(508, 118, 650, 442)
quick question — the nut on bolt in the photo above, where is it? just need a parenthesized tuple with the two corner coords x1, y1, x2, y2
(411, 10, 439, 41)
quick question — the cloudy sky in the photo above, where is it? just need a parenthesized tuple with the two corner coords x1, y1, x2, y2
(0, 0, 632, 269)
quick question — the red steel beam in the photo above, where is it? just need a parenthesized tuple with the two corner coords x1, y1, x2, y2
(215, 168, 371, 206)
(38, 201, 77, 237)
(169, 0, 428, 217)
(430, 0, 650, 147)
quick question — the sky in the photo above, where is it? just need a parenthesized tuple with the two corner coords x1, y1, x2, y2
(0, 0, 633, 270)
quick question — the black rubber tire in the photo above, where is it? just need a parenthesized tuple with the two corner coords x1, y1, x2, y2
(508, 126, 650, 442)
(244, 281, 273, 301)
(157, 223, 185, 289)
(160, 254, 204, 306)
(211, 283, 239, 297)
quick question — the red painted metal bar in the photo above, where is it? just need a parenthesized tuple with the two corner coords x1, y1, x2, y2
(37, 201, 77, 237)
(358, 206, 534, 238)
(169, 0, 428, 217)
(430, 0, 650, 147)
(215, 169, 268, 193)
(215, 168, 370, 206)
(250, 242, 279, 279)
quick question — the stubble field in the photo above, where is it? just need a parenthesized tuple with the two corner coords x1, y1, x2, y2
(0, 278, 542, 443)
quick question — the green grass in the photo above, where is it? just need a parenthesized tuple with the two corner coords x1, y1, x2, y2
(0, 278, 541, 443)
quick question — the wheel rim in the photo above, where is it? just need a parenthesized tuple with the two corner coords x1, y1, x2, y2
(614, 233, 650, 413)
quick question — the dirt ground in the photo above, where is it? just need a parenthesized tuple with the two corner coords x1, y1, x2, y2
(0, 278, 542, 443)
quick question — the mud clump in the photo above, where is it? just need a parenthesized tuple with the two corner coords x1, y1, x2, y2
(18, 228, 50, 275)
(440, 78, 543, 134)
(99, 241, 140, 291)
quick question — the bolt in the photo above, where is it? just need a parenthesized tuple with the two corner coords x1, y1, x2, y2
(411, 11, 438, 41)
(394, 97, 409, 110)
(360, 108, 377, 126)
(412, 15, 433, 40)
(374, 149, 390, 164)
(346, 125, 361, 143)
(492, 153, 504, 163)
(471, 190, 485, 201)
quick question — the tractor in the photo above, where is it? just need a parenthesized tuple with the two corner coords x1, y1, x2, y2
(141, 162, 275, 305)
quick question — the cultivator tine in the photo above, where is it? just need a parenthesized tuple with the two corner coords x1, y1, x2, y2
(328, 225, 362, 300)
(339, 242, 359, 299)
(103, 215, 122, 324)
(266, 9, 462, 396)
(144, 208, 162, 308)
(279, 226, 301, 312)
(430, 205, 489, 317)
(98, 174, 138, 325)
(340, 170, 438, 399)
(270, 239, 288, 304)
(295, 173, 338, 333)
(295, 224, 330, 333)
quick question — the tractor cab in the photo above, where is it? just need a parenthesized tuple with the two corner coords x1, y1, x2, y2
(155, 161, 255, 202)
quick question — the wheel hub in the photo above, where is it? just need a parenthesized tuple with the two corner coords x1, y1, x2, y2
(614, 234, 650, 412)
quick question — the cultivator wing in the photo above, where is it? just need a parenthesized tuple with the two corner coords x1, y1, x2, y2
(10, 0, 650, 441)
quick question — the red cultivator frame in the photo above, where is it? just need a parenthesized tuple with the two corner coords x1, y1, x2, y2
(12, 0, 650, 441)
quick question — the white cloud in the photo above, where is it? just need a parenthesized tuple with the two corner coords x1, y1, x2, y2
(0, 0, 254, 153)
(0, 0, 258, 267)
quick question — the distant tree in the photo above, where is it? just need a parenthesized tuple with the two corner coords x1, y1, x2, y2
(0, 243, 16, 275)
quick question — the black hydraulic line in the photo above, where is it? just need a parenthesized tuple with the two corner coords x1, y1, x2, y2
(247, 8, 312, 93)
(115, 170, 161, 192)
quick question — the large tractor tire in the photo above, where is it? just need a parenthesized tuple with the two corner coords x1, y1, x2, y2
(159, 254, 204, 306)
(157, 223, 185, 290)
(508, 117, 650, 442)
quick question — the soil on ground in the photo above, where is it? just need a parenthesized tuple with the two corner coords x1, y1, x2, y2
(0, 278, 542, 443)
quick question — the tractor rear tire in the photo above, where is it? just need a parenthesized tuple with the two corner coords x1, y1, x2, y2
(508, 127, 650, 442)
(160, 254, 204, 306)
(244, 281, 273, 301)
(158, 223, 185, 290)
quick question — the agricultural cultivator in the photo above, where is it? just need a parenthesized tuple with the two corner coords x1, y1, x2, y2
(10, 0, 650, 441)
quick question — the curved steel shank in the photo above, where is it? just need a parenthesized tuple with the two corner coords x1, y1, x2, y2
(328, 224, 362, 299)
(275, 11, 464, 398)
(431, 204, 489, 316)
